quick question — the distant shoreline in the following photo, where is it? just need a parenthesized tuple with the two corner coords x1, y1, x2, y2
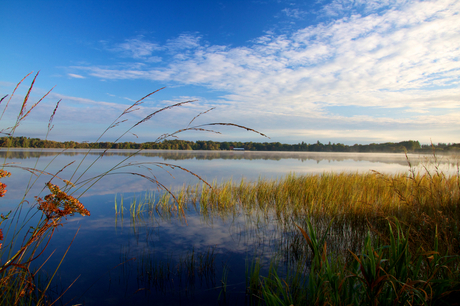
(1, 137, 459, 154)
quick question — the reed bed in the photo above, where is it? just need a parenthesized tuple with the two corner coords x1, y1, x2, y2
(144, 163, 460, 256)
(124, 159, 460, 304)
(249, 218, 460, 305)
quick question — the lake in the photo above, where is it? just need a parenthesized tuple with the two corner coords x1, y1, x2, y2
(1, 149, 458, 305)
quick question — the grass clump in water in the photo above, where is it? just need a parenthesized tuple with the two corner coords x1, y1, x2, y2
(153, 160, 460, 256)
(249, 218, 460, 305)
(140, 156, 460, 303)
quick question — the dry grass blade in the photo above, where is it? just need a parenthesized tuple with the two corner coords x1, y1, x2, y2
(0, 95, 7, 105)
(111, 88, 166, 126)
(101, 160, 213, 190)
(110, 171, 184, 211)
(19, 85, 56, 123)
(19, 72, 39, 118)
(0, 219, 56, 274)
(47, 161, 76, 185)
(0, 72, 33, 121)
(187, 107, 216, 127)
(113, 99, 197, 143)
(110, 119, 128, 129)
(194, 123, 270, 139)
(4, 165, 67, 184)
(104, 87, 165, 140)
(49, 275, 80, 306)
(47, 100, 61, 133)
(155, 162, 213, 189)
(64, 88, 168, 190)
(37, 229, 80, 305)
(133, 100, 197, 128)
(9, 72, 56, 134)
(123, 87, 166, 115)
(155, 127, 221, 143)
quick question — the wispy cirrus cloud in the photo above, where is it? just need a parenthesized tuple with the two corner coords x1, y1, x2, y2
(319, 0, 409, 17)
(282, 8, 309, 19)
(68, 73, 85, 79)
(166, 33, 202, 51)
(111, 36, 163, 62)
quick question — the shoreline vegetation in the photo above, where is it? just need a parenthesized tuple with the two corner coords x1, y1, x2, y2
(2, 136, 460, 153)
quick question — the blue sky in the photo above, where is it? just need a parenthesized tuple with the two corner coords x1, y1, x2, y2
(1, 0, 459, 145)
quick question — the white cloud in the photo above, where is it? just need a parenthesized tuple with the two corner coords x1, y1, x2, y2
(113, 36, 163, 61)
(68, 73, 85, 79)
(320, 0, 409, 17)
(166, 33, 202, 51)
(282, 8, 308, 19)
(68, 0, 460, 143)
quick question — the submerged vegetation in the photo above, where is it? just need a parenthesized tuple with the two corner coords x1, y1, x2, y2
(125, 160, 460, 255)
(254, 219, 460, 305)
(115, 154, 460, 305)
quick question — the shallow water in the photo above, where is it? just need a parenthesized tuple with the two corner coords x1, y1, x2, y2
(0, 149, 458, 305)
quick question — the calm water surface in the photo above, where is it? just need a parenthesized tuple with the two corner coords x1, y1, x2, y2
(1, 149, 458, 305)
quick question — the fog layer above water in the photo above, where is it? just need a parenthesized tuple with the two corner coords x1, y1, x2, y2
(1, 149, 457, 204)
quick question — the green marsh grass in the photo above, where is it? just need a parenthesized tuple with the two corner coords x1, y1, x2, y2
(114, 193, 125, 216)
(124, 155, 460, 304)
(249, 218, 460, 305)
(218, 262, 229, 301)
(147, 160, 460, 255)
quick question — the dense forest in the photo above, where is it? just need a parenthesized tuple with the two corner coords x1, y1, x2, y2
(1, 136, 459, 153)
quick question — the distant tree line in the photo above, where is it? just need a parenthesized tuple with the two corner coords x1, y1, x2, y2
(0, 137, 460, 152)
(1, 136, 458, 153)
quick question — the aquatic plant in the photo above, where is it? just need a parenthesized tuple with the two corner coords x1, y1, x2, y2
(117, 151, 459, 303)
(136, 158, 459, 256)
(248, 218, 460, 305)
(133, 246, 216, 294)
(108, 152, 458, 304)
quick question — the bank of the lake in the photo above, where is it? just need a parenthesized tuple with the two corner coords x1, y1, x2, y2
(3, 136, 460, 153)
